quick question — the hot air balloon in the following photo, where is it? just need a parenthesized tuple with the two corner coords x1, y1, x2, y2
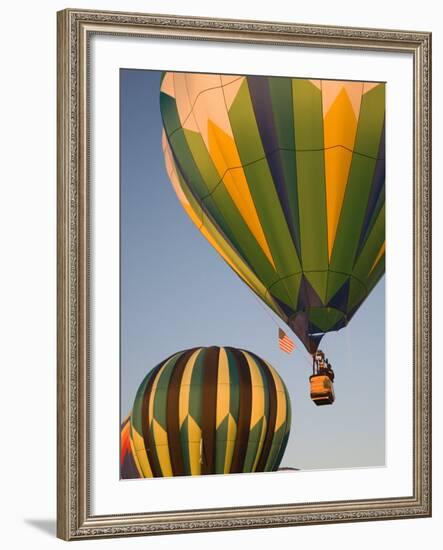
(129, 346, 291, 477)
(160, 73, 385, 403)
(121, 414, 141, 479)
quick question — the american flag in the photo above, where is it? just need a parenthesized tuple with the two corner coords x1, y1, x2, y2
(278, 328, 295, 354)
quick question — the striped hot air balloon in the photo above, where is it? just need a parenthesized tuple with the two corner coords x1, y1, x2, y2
(160, 73, 385, 354)
(129, 346, 291, 477)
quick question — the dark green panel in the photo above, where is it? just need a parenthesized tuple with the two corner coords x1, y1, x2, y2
(254, 357, 270, 429)
(155, 355, 180, 389)
(242, 158, 301, 281)
(360, 183, 385, 245)
(227, 79, 266, 164)
(304, 271, 329, 303)
(367, 258, 385, 294)
(173, 167, 203, 221)
(268, 77, 296, 150)
(348, 277, 369, 311)
(295, 151, 328, 271)
(325, 271, 349, 303)
(269, 274, 301, 310)
(152, 356, 179, 431)
(263, 424, 286, 471)
(215, 415, 229, 442)
(160, 92, 181, 136)
(182, 129, 221, 193)
(227, 349, 240, 422)
(308, 307, 345, 332)
(131, 366, 161, 436)
(330, 155, 376, 274)
(292, 80, 324, 149)
(215, 416, 230, 474)
(354, 85, 385, 158)
(188, 349, 205, 425)
(275, 149, 301, 258)
(179, 417, 191, 475)
(168, 129, 211, 199)
(353, 205, 385, 281)
(242, 419, 264, 472)
(273, 429, 290, 470)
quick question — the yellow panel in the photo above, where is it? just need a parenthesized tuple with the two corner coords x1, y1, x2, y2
(369, 242, 385, 275)
(216, 348, 230, 428)
(207, 121, 276, 269)
(129, 436, 145, 478)
(323, 86, 359, 149)
(264, 361, 284, 393)
(152, 420, 173, 477)
(187, 415, 202, 475)
(134, 450, 154, 478)
(148, 363, 166, 425)
(217, 348, 230, 384)
(274, 390, 287, 432)
(323, 85, 359, 260)
(324, 147, 353, 259)
(131, 426, 146, 452)
(179, 349, 200, 427)
(243, 351, 265, 388)
(264, 362, 287, 432)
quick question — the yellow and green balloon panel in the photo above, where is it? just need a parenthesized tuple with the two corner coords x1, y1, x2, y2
(121, 346, 291, 478)
(160, 73, 385, 353)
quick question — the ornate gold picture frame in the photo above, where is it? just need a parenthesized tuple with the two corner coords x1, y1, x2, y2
(57, 8, 431, 540)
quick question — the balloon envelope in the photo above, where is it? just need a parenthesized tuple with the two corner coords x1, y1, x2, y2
(130, 346, 291, 477)
(120, 414, 140, 479)
(160, 73, 385, 352)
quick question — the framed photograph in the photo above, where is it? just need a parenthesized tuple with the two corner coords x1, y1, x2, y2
(57, 8, 431, 540)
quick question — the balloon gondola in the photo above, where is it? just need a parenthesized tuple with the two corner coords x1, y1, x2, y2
(309, 351, 335, 406)
(160, 73, 385, 404)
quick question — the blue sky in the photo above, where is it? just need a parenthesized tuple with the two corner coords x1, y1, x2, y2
(120, 69, 385, 470)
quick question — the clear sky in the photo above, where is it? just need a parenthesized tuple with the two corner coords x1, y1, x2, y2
(120, 68, 385, 471)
